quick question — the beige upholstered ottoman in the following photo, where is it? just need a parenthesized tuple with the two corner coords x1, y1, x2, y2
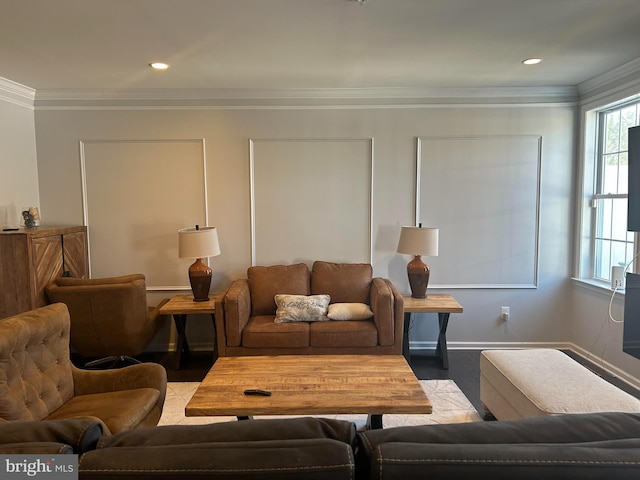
(480, 349, 640, 420)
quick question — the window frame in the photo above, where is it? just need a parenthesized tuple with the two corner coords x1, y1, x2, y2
(580, 96, 640, 288)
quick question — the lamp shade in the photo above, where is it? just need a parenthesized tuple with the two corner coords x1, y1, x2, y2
(178, 226, 221, 259)
(397, 226, 439, 257)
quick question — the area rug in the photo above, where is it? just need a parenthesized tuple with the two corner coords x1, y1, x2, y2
(158, 379, 482, 429)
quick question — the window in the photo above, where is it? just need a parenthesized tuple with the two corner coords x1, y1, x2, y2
(590, 100, 639, 283)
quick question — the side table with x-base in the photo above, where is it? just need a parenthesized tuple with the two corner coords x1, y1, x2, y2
(158, 294, 219, 369)
(403, 294, 464, 370)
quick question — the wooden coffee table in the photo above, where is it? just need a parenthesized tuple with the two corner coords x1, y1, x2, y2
(185, 355, 432, 429)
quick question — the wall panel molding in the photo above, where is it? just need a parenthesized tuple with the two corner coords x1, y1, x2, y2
(250, 138, 373, 266)
(416, 135, 541, 288)
(80, 139, 207, 290)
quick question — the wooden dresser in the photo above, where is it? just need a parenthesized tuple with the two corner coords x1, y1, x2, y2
(0, 226, 89, 319)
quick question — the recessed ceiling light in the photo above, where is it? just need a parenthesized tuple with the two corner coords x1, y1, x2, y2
(522, 58, 542, 65)
(149, 62, 170, 70)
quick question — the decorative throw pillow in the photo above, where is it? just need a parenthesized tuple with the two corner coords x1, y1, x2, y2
(274, 294, 331, 323)
(327, 303, 374, 321)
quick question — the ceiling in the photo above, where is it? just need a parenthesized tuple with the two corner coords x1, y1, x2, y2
(2, 0, 640, 95)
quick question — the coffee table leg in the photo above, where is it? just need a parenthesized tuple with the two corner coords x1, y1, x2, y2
(366, 414, 383, 430)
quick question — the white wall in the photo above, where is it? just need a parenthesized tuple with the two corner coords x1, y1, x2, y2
(0, 91, 39, 228)
(33, 102, 576, 355)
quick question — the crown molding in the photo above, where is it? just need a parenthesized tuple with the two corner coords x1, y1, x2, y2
(33, 85, 578, 109)
(578, 56, 640, 105)
(0, 77, 35, 109)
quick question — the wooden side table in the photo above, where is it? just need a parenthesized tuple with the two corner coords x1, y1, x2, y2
(402, 294, 463, 369)
(159, 294, 219, 369)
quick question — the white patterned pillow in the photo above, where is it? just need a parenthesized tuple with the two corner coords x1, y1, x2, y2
(327, 303, 374, 321)
(274, 294, 331, 323)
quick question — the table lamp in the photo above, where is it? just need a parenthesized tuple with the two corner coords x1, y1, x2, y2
(178, 225, 221, 302)
(397, 225, 439, 298)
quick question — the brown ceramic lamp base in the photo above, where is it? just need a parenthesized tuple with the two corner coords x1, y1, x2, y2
(188, 258, 212, 302)
(407, 255, 430, 299)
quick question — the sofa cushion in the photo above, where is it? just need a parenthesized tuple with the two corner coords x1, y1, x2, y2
(327, 303, 374, 320)
(310, 320, 378, 348)
(243, 316, 310, 348)
(274, 294, 331, 323)
(311, 261, 372, 304)
(45, 388, 160, 434)
(248, 263, 310, 316)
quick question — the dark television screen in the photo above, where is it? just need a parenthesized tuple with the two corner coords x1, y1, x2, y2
(628, 125, 640, 232)
(623, 272, 640, 360)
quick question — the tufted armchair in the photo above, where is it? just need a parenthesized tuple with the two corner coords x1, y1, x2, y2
(0, 303, 166, 434)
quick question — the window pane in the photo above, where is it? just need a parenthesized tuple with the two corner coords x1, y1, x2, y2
(602, 153, 619, 194)
(626, 241, 635, 272)
(595, 239, 611, 280)
(596, 198, 613, 238)
(604, 110, 620, 154)
(620, 105, 637, 151)
(619, 151, 629, 195)
(611, 197, 628, 241)
(611, 241, 628, 274)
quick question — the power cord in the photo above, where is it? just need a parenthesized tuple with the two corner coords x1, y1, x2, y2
(608, 250, 640, 324)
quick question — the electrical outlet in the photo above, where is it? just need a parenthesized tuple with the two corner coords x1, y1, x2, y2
(501, 306, 510, 333)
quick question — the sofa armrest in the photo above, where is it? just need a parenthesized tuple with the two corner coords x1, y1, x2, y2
(359, 412, 640, 452)
(82, 418, 357, 480)
(0, 418, 106, 454)
(370, 278, 395, 347)
(97, 417, 356, 448)
(0, 443, 74, 454)
(221, 279, 252, 347)
(71, 362, 167, 417)
(80, 439, 355, 480)
(385, 279, 404, 354)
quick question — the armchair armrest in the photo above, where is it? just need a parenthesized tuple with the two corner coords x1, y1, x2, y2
(221, 279, 252, 347)
(147, 297, 170, 332)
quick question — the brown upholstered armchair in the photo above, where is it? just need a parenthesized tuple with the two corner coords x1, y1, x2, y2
(45, 274, 169, 367)
(0, 303, 166, 434)
(215, 261, 404, 356)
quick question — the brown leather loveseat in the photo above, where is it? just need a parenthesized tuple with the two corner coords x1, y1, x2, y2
(215, 261, 404, 356)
